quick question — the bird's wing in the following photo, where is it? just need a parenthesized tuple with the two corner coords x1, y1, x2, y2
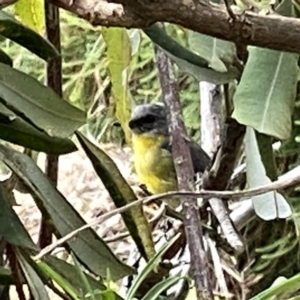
(161, 137, 211, 174)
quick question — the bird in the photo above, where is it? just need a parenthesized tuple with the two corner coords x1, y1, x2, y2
(128, 103, 211, 208)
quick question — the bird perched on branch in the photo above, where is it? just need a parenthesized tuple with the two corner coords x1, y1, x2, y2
(128, 103, 211, 208)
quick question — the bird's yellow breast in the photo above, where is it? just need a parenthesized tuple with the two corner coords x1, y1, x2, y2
(131, 133, 177, 195)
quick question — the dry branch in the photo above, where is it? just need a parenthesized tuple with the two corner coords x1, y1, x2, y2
(48, 0, 300, 53)
(155, 46, 213, 299)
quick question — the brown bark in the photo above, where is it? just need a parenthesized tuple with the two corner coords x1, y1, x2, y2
(48, 0, 300, 53)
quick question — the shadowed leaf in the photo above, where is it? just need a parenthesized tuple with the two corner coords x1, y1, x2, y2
(0, 62, 86, 138)
(16, 248, 50, 300)
(76, 131, 155, 261)
(0, 11, 58, 61)
(0, 145, 135, 280)
(0, 102, 77, 154)
(0, 183, 37, 250)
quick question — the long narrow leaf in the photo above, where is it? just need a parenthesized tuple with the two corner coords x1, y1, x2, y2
(76, 131, 155, 261)
(0, 183, 37, 250)
(0, 145, 135, 280)
(0, 11, 58, 61)
(0, 62, 86, 138)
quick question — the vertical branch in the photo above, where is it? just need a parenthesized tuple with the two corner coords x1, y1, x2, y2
(200, 82, 244, 253)
(155, 46, 213, 299)
(39, 2, 62, 248)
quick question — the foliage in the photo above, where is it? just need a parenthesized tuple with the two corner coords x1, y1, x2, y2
(0, 0, 300, 299)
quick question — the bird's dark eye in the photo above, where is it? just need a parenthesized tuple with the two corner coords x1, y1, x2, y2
(142, 115, 155, 123)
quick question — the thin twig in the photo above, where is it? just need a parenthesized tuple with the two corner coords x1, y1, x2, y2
(32, 165, 300, 261)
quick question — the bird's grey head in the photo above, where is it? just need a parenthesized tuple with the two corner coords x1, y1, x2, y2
(128, 103, 168, 136)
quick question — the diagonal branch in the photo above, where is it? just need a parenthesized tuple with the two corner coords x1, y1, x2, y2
(48, 0, 300, 53)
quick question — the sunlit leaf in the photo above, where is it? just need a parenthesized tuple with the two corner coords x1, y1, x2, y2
(0, 183, 37, 250)
(245, 127, 292, 220)
(0, 62, 86, 138)
(102, 27, 132, 143)
(14, 0, 45, 34)
(76, 131, 155, 261)
(0, 145, 135, 280)
(0, 11, 58, 61)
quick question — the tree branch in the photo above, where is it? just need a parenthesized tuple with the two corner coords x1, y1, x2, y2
(155, 45, 213, 299)
(48, 0, 300, 53)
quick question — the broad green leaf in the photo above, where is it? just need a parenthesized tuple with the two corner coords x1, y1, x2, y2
(38, 256, 124, 300)
(0, 102, 77, 154)
(0, 11, 58, 61)
(102, 28, 132, 143)
(245, 127, 292, 220)
(141, 276, 185, 300)
(0, 183, 37, 250)
(126, 233, 181, 300)
(76, 132, 155, 261)
(233, 48, 298, 140)
(0, 49, 12, 66)
(16, 248, 50, 300)
(233, 0, 298, 140)
(0, 62, 86, 138)
(188, 31, 237, 73)
(0, 145, 135, 280)
(14, 0, 45, 34)
(249, 273, 300, 300)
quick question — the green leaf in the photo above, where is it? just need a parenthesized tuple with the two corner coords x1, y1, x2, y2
(143, 25, 208, 68)
(0, 102, 77, 155)
(233, 47, 298, 140)
(102, 27, 132, 143)
(0, 266, 13, 285)
(245, 127, 292, 220)
(0, 62, 86, 138)
(0, 49, 12, 66)
(249, 273, 300, 300)
(188, 30, 237, 73)
(233, 0, 298, 140)
(38, 256, 124, 300)
(166, 50, 239, 84)
(0, 183, 37, 250)
(0, 11, 58, 61)
(126, 233, 181, 300)
(14, 0, 45, 34)
(141, 276, 185, 300)
(16, 248, 50, 300)
(0, 145, 135, 280)
(76, 131, 155, 261)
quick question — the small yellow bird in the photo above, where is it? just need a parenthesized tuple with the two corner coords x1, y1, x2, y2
(128, 103, 211, 207)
